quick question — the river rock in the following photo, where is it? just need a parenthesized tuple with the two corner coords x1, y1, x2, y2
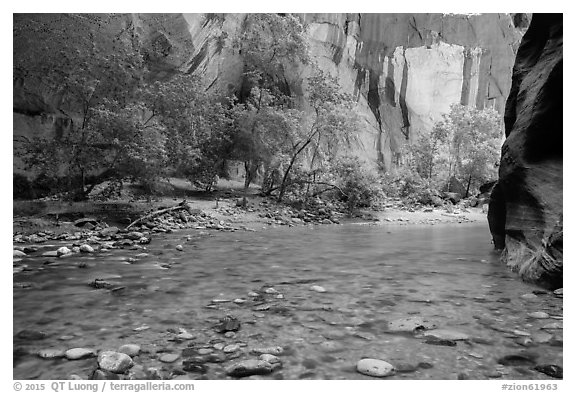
(226, 359, 274, 378)
(57, 247, 72, 257)
(259, 354, 281, 364)
(79, 244, 94, 253)
(422, 329, 470, 341)
(38, 348, 66, 359)
(541, 322, 562, 330)
(310, 285, 326, 293)
(214, 316, 240, 333)
(176, 245, 183, 251)
(532, 332, 553, 344)
(42, 251, 58, 257)
(126, 231, 144, 240)
(388, 317, 436, 333)
(553, 288, 563, 297)
(100, 226, 119, 237)
(13, 250, 27, 258)
(250, 346, 284, 356)
(16, 329, 47, 340)
(92, 369, 121, 380)
(159, 353, 180, 363)
(497, 354, 537, 366)
(528, 311, 550, 319)
(223, 344, 240, 353)
(118, 344, 141, 357)
(98, 351, 133, 373)
(65, 348, 96, 360)
(356, 358, 395, 377)
(534, 364, 563, 378)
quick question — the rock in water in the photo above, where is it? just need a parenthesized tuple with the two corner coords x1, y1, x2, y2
(159, 353, 180, 363)
(37, 348, 66, 359)
(79, 244, 94, 253)
(250, 346, 284, 356)
(214, 316, 240, 333)
(65, 348, 96, 360)
(13, 250, 27, 258)
(57, 247, 72, 257)
(356, 358, 395, 377)
(388, 317, 436, 333)
(98, 351, 134, 373)
(534, 365, 563, 379)
(100, 226, 119, 237)
(118, 344, 141, 357)
(488, 14, 563, 289)
(226, 360, 273, 377)
(422, 329, 470, 341)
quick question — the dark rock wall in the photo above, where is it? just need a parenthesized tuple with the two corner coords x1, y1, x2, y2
(488, 14, 563, 289)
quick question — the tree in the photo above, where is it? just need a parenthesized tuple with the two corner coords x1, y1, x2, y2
(14, 14, 149, 199)
(431, 104, 502, 196)
(275, 67, 358, 202)
(230, 13, 310, 204)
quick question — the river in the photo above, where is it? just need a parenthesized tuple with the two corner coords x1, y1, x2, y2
(13, 223, 563, 380)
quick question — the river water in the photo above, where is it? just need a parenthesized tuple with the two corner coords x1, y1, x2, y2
(13, 223, 563, 380)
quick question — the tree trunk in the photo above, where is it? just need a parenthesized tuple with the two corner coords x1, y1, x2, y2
(465, 174, 472, 198)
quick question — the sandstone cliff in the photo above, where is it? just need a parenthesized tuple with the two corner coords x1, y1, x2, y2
(14, 13, 526, 174)
(488, 14, 562, 289)
(183, 13, 527, 170)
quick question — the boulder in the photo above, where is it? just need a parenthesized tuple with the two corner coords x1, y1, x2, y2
(97, 351, 134, 373)
(56, 247, 72, 257)
(488, 14, 563, 289)
(356, 358, 395, 377)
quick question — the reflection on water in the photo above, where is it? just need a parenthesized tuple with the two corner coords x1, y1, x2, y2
(13, 223, 563, 380)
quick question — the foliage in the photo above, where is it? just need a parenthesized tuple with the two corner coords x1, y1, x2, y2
(333, 157, 383, 214)
(275, 67, 359, 202)
(433, 104, 502, 195)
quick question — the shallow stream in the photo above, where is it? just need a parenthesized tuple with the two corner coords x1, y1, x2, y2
(13, 223, 563, 380)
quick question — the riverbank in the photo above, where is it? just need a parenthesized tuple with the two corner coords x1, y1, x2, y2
(13, 178, 488, 237)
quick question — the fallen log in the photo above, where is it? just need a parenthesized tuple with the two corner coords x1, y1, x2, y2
(125, 200, 189, 230)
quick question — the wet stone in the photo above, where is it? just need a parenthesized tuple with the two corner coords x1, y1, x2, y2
(223, 344, 240, 353)
(66, 348, 96, 360)
(226, 360, 274, 378)
(16, 329, 47, 340)
(424, 337, 457, 346)
(527, 311, 550, 319)
(57, 247, 72, 257)
(250, 346, 284, 356)
(356, 358, 395, 377)
(534, 365, 563, 379)
(388, 317, 436, 333)
(38, 348, 66, 359)
(215, 316, 240, 333)
(182, 360, 208, 374)
(79, 244, 94, 253)
(497, 354, 537, 367)
(417, 362, 434, 369)
(92, 369, 121, 380)
(98, 351, 134, 373)
(485, 371, 503, 378)
(118, 344, 141, 357)
(259, 354, 281, 364)
(159, 353, 180, 363)
(395, 363, 418, 373)
(422, 329, 469, 341)
(310, 285, 326, 293)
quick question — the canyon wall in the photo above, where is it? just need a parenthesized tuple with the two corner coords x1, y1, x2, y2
(183, 13, 527, 170)
(488, 14, 563, 289)
(13, 13, 527, 173)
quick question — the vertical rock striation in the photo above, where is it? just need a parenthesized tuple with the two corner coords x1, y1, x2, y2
(488, 14, 563, 289)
